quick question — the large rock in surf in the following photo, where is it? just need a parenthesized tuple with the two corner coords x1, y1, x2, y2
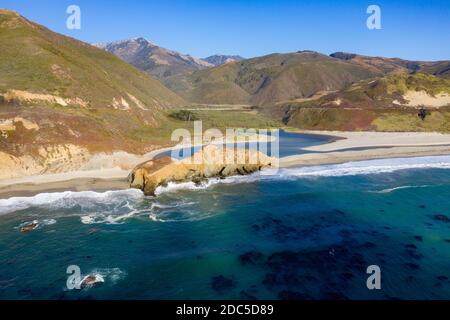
(20, 220, 39, 233)
(80, 274, 105, 289)
(129, 145, 275, 196)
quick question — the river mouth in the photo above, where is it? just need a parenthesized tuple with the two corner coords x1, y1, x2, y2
(155, 129, 337, 160)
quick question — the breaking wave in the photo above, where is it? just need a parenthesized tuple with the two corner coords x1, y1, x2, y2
(277, 155, 450, 178)
(1, 155, 450, 217)
(154, 155, 450, 194)
(0, 189, 144, 215)
(371, 185, 432, 194)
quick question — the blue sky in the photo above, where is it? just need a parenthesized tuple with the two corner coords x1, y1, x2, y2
(2, 0, 449, 61)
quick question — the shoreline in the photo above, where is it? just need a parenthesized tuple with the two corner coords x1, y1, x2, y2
(0, 133, 274, 186)
(285, 129, 450, 151)
(280, 145, 450, 168)
(0, 177, 129, 199)
(2, 130, 450, 198)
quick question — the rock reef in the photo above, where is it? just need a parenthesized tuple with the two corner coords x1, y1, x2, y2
(129, 145, 275, 196)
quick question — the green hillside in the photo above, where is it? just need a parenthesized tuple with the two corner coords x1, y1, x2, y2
(0, 10, 183, 111)
(168, 51, 380, 106)
(0, 9, 186, 156)
(420, 61, 450, 79)
(278, 72, 450, 132)
(331, 52, 450, 80)
(97, 37, 214, 87)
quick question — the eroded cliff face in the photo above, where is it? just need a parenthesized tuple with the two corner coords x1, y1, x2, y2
(0, 144, 90, 179)
(129, 144, 275, 196)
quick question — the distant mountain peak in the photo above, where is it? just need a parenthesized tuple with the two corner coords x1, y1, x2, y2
(94, 37, 157, 49)
(296, 50, 319, 54)
(330, 52, 358, 60)
(0, 8, 19, 16)
(329, 52, 440, 75)
(203, 55, 244, 66)
(97, 37, 214, 84)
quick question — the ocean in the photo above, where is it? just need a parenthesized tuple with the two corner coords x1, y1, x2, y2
(1, 133, 450, 300)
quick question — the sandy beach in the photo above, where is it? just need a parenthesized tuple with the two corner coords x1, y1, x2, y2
(280, 130, 450, 167)
(301, 131, 450, 152)
(280, 145, 450, 167)
(1, 130, 450, 198)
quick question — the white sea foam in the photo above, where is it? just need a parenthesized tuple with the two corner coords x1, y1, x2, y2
(15, 218, 57, 231)
(153, 155, 450, 194)
(0, 189, 144, 215)
(372, 185, 431, 194)
(148, 199, 202, 222)
(154, 179, 227, 195)
(91, 267, 126, 284)
(2, 155, 450, 214)
(41, 218, 57, 225)
(80, 210, 138, 225)
(148, 210, 212, 223)
(77, 267, 126, 289)
(280, 155, 450, 178)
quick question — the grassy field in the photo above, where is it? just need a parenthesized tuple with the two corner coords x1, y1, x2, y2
(282, 106, 450, 132)
(373, 109, 450, 132)
(165, 108, 281, 130)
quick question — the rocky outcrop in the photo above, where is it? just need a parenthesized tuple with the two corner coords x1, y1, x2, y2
(80, 274, 105, 289)
(20, 221, 39, 233)
(1, 89, 89, 107)
(129, 145, 275, 196)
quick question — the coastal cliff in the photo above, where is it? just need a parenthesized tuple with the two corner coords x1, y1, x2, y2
(129, 145, 275, 196)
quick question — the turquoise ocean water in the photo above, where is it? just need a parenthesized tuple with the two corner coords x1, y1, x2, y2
(1, 133, 450, 300)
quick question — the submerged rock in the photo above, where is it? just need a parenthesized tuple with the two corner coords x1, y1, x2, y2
(278, 290, 313, 300)
(129, 145, 275, 196)
(404, 262, 420, 270)
(240, 290, 258, 300)
(239, 251, 265, 266)
(211, 275, 235, 293)
(432, 214, 450, 223)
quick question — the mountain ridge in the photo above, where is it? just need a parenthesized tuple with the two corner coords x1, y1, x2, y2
(96, 37, 214, 86)
(165, 50, 450, 106)
(96, 36, 450, 107)
(203, 55, 244, 66)
(167, 50, 382, 106)
(330, 51, 450, 78)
